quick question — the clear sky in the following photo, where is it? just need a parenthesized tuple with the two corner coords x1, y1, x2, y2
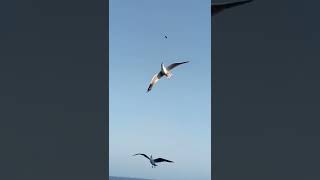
(109, 0, 211, 179)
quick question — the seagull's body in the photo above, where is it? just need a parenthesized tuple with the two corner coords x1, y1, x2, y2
(161, 63, 171, 78)
(147, 61, 189, 92)
(133, 153, 174, 168)
(211, 0, 253, 16)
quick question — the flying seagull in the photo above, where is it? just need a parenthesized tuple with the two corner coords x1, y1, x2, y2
(211, 0, 253, 16)
(133, 153, 174, 168)
(147, 61, 189, 92)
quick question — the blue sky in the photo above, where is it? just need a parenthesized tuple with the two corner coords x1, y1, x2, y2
(109, 0, 211, 179)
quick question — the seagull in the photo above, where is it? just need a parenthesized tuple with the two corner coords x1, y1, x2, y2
(147, 61, 189, 92)
(211, 0, 253, 16)
(133, 153, 174, 168)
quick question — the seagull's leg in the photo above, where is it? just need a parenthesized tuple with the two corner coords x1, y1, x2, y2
(167, 72, 172, 79)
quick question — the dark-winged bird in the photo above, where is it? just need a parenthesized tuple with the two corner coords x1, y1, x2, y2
(211, 0, 253, 16)
(133, 153, 174, 168)
(147, 61, 189, 92)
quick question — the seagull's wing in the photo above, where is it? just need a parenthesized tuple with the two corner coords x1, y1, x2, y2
(211, 0, 253, 16)
(166, 61, 189, 71)
(133, 153, 150, 160)
(154, 158, 174, 163)
(147, 72, 164, 92)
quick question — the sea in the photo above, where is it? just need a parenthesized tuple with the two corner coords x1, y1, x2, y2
(109, 176, 153, 180)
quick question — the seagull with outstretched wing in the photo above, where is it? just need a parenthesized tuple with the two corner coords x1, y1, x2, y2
(147, 61, 189, 92)
(133, 153, 174, 168)
(211, 0, 253, 16)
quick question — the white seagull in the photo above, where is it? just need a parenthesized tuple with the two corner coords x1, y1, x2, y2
(133, 153, 174, 168)
(211, 0, 253, 16)
(147, 61, 189, 92)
